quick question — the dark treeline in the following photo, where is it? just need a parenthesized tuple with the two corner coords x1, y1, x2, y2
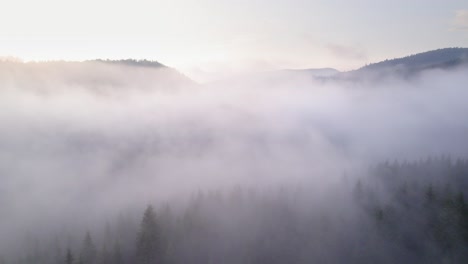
(3, 157, 468, 264)
(358, 48, 468, 72)
(92, 59, 166, 69)
(357, 157, 468, 262)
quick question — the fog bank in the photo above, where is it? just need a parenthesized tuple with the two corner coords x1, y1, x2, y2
(1, 61, 468, 259)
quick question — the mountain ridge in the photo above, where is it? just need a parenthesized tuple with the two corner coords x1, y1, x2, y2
(355, 47, 468, 73)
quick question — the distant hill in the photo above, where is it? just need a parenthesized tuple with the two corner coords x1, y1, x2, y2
(262, 48, 468, 84)
(0, 59, 194, 94)
(204, 67, 340, 87)
(283, 68, 340, 77)
(91, 59, 166, 69)
(322, 48, 468, 82)
(353, 48, 468, 76)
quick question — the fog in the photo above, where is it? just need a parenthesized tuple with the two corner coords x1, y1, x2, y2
(1, 61, 468, 262)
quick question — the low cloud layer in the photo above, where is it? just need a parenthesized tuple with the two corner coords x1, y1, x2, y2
(1, 61, 468, 258)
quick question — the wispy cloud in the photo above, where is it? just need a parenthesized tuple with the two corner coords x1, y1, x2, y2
(451, 9, 468, 31)
(326, 44, 367, 61)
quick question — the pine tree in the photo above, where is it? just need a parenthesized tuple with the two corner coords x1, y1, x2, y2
(80, 232, 97, 264)
(136, 205, 162, 264)
(112, 242, 124, 264)
(65, 248, 74, 264)
(96, 245, 109, 264)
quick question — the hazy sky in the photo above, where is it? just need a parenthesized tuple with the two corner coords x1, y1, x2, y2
(0, 0, 467, 81)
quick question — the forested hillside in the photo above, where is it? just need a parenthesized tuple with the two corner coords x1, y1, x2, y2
(4, 158, 467, 264)
(358, 48, 468, 72)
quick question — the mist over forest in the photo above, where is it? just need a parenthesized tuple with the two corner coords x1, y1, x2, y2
(1, 50, 468, 263)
